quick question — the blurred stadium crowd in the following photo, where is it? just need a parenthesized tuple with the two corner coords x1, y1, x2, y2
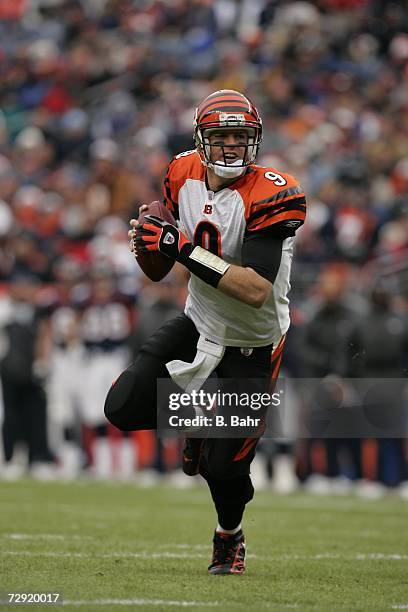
(0, 0, 407, 495)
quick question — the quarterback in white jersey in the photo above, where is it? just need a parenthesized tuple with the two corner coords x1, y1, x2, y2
(164, 149, 305, 347)
(105, 90, 306, 575)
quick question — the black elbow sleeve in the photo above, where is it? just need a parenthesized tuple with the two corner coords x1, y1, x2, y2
(242, 231, 283, 283)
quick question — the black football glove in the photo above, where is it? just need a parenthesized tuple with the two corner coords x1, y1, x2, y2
(135, 215, 191, 261)
(135, 215, 230, 288)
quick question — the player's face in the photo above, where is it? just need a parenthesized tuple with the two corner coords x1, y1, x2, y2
(207, 129, 249, 165)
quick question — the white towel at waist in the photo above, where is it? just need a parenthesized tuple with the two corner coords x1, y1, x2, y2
(166, 334, 225, 394)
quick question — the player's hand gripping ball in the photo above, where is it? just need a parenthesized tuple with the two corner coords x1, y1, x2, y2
(129, 201, 176, 282)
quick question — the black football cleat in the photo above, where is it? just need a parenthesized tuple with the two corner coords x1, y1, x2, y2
(182, 438, 204, 476)
(208, 530, 246, 575)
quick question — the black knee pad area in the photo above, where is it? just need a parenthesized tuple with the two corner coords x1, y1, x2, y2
(104, 363, 156, 431)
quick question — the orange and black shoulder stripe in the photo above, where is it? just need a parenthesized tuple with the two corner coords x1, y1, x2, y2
(162, 151, 204, 220)
(245, 168, 306, 233)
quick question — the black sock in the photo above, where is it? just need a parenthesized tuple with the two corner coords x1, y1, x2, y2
(215, 502, 245, 531)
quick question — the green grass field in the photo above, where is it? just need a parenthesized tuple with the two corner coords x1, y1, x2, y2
(1, 479, 407, 611)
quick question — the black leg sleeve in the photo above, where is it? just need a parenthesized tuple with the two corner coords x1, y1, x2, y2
(104, 314, 198, 431)
(206, 475, 254, 530)
(104, 353, 168, 431)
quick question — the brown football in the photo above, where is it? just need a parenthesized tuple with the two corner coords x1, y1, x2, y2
(135, 200, 176, 282)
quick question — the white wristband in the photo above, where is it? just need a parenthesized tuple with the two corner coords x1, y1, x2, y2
(189, 246, 230, 275)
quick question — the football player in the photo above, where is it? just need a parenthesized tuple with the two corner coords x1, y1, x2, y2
(81, 267, 136, 479)
(42, 264, 85, 480)
(105, 90, 306, 574)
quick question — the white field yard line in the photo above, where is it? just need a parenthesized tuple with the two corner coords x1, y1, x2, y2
(157, 543, 209, 550)
(61, 601, 300, 609)
(2, 551, 207, 559)
(2, 535, 205, 548)
(2, 551, 408, 561)
(3, 533, 93, 541)
(152, 544, 408, 560)
(62, 599, 220, 607)
(3, 535, 408, 560)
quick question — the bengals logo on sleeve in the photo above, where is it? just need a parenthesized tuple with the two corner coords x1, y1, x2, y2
(245, 170, 306, 235)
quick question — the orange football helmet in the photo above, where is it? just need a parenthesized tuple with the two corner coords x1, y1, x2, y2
(193, 89, 263, 175)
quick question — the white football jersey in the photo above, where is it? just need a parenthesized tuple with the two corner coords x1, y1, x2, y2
(163, 150, 306, 348)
